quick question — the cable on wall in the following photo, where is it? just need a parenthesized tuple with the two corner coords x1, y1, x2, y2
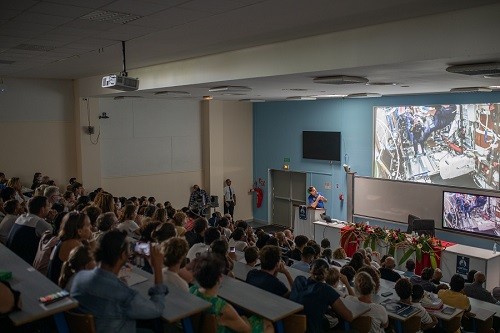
(85, 98, 101, 145)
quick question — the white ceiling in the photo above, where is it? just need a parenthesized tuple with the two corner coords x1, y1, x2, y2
(1, 0, 500, 101)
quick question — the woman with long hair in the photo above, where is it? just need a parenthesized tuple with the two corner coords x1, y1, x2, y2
(117, 203, 140, 238)
(59, 245, 96, 290)
(47, 212, 93, 283)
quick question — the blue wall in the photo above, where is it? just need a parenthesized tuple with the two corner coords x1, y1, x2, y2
(253, 92, 500, 229)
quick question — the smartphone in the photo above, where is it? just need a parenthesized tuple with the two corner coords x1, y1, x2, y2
(134, 242, 150, 256)
(381, 291, 393, 297)
(229, 246, 236, 253)
(441, 307, 456, 315)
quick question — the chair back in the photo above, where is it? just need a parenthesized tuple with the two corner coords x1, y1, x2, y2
(283, 314, 307, 333)
(441, 314, 462, 333)
(350, 315, 372, 333)
(191, 312, 217, 333)
(64, 311, 96, 333)
(402, 315, 421, 333)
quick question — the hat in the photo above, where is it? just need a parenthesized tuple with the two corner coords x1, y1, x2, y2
(493, 286, 500, 302)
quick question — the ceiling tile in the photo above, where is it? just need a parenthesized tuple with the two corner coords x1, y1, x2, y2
(0, 0, 38, 11)
(66, 37, 117, 50)
(131, 7, 207, 29)
(0, 36, 28, 49)
(11, 12, 75, 26)
(48, 47, 85, 55)
(102, 0, 175, 16)
(179, 0, 257, 14)
(98, 24, 157, 41)
(0, 9, 21, 20)
(65, 19, 118, 31)
(0, 22, 55, 39)
(42, 0, 116, 9)
(29, 2, 94, 18)
(46, 26, 98, 38)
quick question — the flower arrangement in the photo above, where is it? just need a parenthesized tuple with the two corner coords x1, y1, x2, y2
(341, 222, 445, 269)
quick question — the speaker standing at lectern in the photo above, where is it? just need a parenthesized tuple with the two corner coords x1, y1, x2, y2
(308, 186, 327, 209)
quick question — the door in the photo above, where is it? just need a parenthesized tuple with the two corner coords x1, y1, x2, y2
(271, 170, 307, 227)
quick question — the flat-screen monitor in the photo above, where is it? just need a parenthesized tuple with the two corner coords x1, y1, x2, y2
(302, 131, 341, 161)
(412, 219, 435, 237)
(443, 191, 500, 239)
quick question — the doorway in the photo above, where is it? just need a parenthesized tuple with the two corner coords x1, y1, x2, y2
(270, 170, 307, 227)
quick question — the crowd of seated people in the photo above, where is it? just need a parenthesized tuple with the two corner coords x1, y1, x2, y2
(1, 172, 500, 333)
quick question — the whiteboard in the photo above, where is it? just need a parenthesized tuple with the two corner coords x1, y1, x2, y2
(353, 176, 500, 228)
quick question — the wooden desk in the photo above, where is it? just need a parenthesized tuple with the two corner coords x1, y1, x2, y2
(219, 275, 303, 333)
(130, 267, 211, 332)
(0, 243, 77, 332)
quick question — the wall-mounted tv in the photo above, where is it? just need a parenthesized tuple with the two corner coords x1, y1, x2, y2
(443, 190, 500, 239)
(302, 131, 341, 161)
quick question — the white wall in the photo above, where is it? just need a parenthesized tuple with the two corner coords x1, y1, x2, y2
(0, 78, 76, 188)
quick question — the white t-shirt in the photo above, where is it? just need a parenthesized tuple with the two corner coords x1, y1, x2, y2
(412, 302, 434, 325)
(346, 296, 388, 333)
(186, 243, 210, 261)
(228, 239, 248, 251)
(162, 268, 189, 292)
(117, 220, 140, 238)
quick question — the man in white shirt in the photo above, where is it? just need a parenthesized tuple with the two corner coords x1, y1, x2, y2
(223, 179, 236, 218)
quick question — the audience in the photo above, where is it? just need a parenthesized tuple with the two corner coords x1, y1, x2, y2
(228, 227, 249, 251)
(117, 204, 140, 239)
(186, 227, 220, 261)
(411, 284, 439, 330)
(438, 274, 471, 318)
(161, 237, 190, 291)
(185, 217, 208, 248)
(0, 199, 21, 244)
(246, 245, 293, 297)
(210, 239, 234, 277)
(7, 196, 53, 264)
(430, 268, 443, 285)
(410, 267, 437, 293)
(347, 252, 365, 272)
(287, 235, 309, 261)
(378, 256, 401, 282)
(71, 230, 167, 332)
(402, 258, 416, 277)
(290, 246, 315, 272)
(325, 267, 354, 297)
(290, 259, 353, 333)
(172, 211, 187, 237)
(93, 212, 118, 244)
(463, 271, 498, 304)
(151, 221, 176, 243)
(59, 245, 96, 290)
(340, 265, 356, 287)
(190, 253, 274, 333)
(347, 271, 388, 333)
(47, 211, 93, 283)
(244, 246, 259, 267)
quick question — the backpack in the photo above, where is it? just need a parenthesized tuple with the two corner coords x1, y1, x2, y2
(33, 230, 59, 276)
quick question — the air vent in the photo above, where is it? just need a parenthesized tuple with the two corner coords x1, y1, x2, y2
(14, 44, 55, 52)
(446, 62, 500, 76)
(239, 99, 266, 102)
(286, 96, 316, 101)
(80, 10, 142, 24)
(450, 87, 492, 93)
(313, 75, 368, 85)
(154, 91, 191, 97)
(366, 82, 397, 86)
(0, 60, 15, 64)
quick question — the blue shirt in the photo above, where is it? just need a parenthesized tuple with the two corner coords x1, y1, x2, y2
(71, 267, 167, 333)
(308, 193, 324, 208)
(290, 261, 311, 273)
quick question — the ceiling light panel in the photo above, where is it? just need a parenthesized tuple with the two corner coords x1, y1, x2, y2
(347, 93, 382, 98)
(209, 86, 252, 92)
(313, 75, 368, 84)
(80, 10, 142, 24)
(450, 87, 492, 93)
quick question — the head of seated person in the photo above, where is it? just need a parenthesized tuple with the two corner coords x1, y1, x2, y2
(405, 259, 416, 273)
(244, 246, 259, 266)
(357, 265, 381, 293)
(192, 253, 225, 290)
(340, 265, 356, 285)
(449, 274, 466, 292)
(300, 246, 316, 264)
(293, 235, 309, 250)
(411, 284, 425, 303)
(204, 227, 221, 246)
(395, 278, 413, 302)
(466, 269, 477, 284)
(259, 245, 282, 273)
(421, 267, 434, 281)
(348, 252, 365, 271)
(59, 245, 95, 289)
(354, 271, 376, 298)
(332, 247, 347, 260)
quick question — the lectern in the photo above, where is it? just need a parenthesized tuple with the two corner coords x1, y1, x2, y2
(293, 206, 325, 239)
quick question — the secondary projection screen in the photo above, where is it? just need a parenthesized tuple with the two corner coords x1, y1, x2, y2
(373, 103, 500, 190)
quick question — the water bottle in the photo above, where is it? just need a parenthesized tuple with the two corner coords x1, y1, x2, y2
(494, 243, 497, 254)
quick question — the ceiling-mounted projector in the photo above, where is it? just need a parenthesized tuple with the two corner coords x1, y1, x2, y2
(102, 74, 139, 91)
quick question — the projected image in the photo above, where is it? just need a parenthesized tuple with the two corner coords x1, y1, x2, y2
(374, 103, 500, 190)
(443, 191, 500, 238)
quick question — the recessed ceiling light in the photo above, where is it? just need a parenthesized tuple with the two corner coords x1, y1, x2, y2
(239, 99, 266, 102)
(113, 96, 143, 100)
(310, 94, 346, 98)
(366, 82, 397, 86)
(313, 75, 368, 85)
(208, 86, 251, 93)
(346, 93, 382, 98)
(446, 62, 500, 76)
(489, 86, 500, 89)
(450, 87, 492, 93)
(286, 96, 316, 101)
(154, 91, 191, 97)
(220, 93, 246, 96)
(401, 85, 410, 88)
(484, 74, 500, 78)
(203, 96, 213, 100)
(282, 88, 308, 91)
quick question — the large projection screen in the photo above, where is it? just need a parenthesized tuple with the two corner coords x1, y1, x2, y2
(373, 103, 500, 190)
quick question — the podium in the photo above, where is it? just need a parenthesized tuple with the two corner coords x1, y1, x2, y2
(293, 206, 324, 239)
